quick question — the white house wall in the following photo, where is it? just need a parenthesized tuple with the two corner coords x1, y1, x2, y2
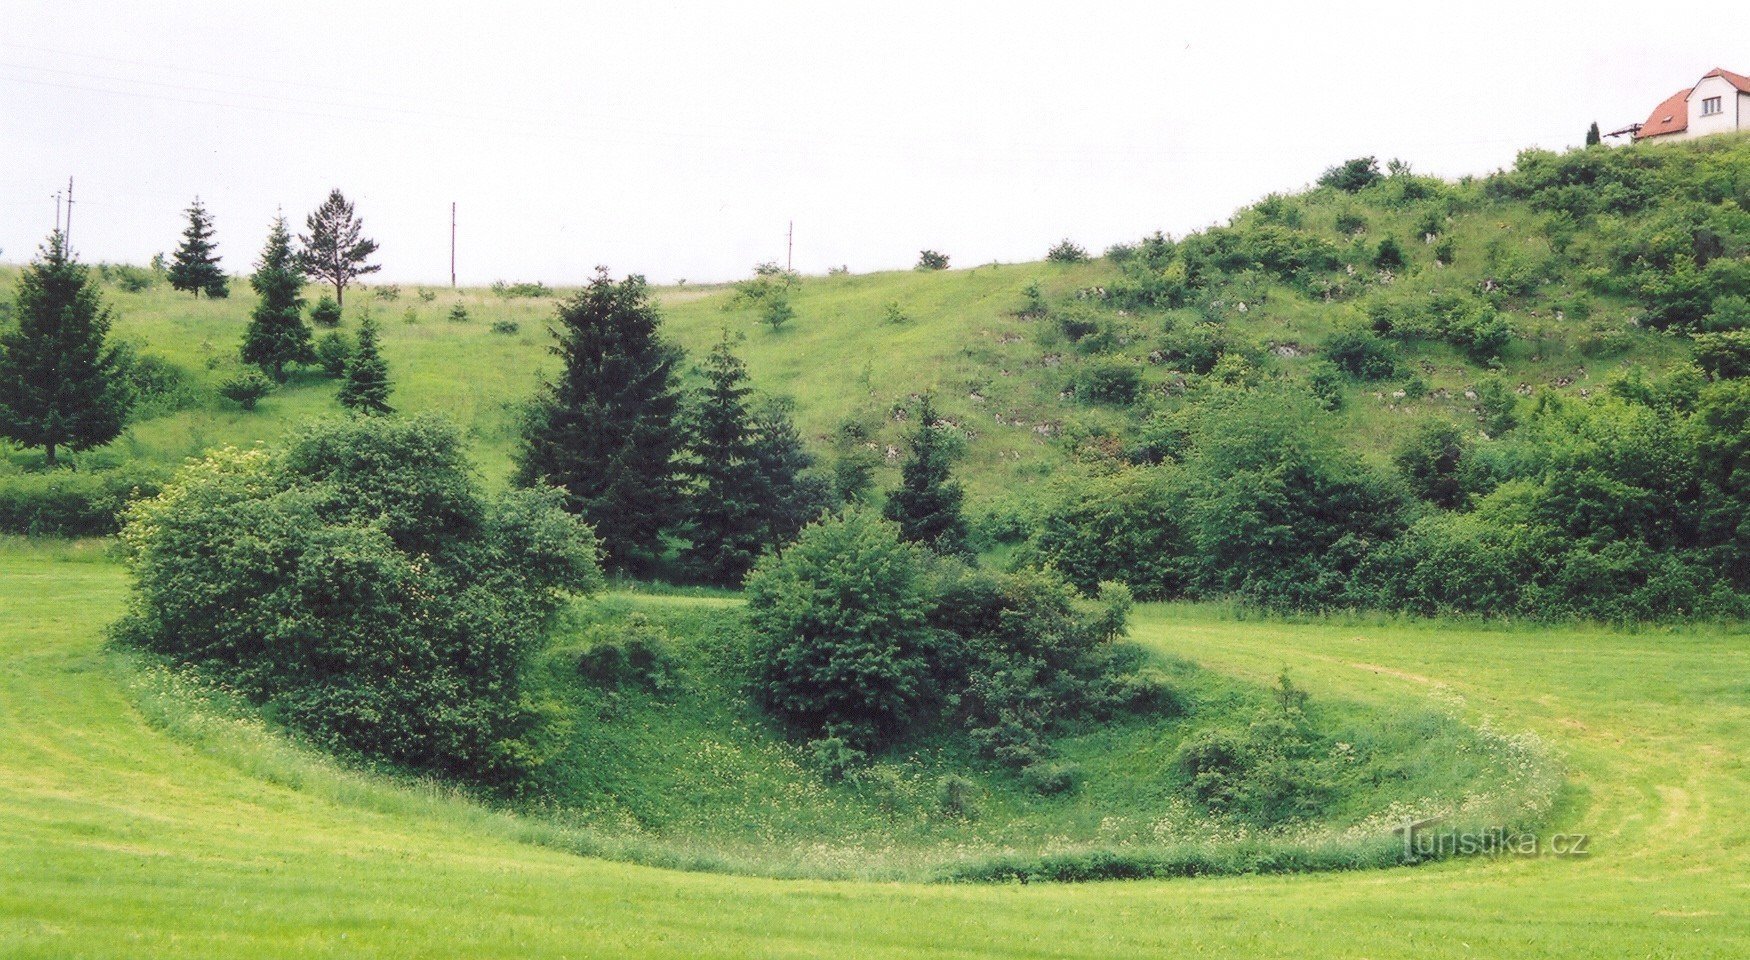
(1685, 75, 1747, 139)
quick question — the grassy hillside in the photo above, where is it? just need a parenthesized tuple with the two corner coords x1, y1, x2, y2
(7, 138, 1738, 503)
(4, 539, 1747, 957)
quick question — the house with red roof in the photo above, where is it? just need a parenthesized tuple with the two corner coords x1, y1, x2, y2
(1616, 68, 1750, 142)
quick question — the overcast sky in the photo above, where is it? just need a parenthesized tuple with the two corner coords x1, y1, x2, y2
(1, 2, 1740, 285)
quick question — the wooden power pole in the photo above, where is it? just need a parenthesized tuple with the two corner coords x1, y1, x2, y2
(450, 202, 457, 288)
(64, 177, 75, 245)
(786, 220, 793, 273)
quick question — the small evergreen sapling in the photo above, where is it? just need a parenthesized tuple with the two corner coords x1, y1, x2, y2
(882, 394, 970, 555)
(168, 197, 228, 298)
(337, 314, 392, 414)
(241, 215, 314, 382)
(219, 371, 273, 410)
(309, 295, 343, 328)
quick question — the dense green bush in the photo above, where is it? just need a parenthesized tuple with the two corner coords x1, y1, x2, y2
(1393, 421, 1474, 509)
(1318, 157, 1382, 193)
(916, 250, 950, 271)
(1174, 391, 1409, 608)
(1046, 239, 1089, 263)
(314, 331, 351, 377)
(1371, 390, 1749, 619)
(116, 349, 199, 418)
(219, 371, 273, 410)
(1070, 357, 1143, 405)
(1177, 676, 1335, 826)
(575, 612, 676, 692)
(0, 466, 165, 536)
(308, 295, 342, 328)
(749, 510, 1158, 763)
(938, 565, 1139, 769)
(1024, 467, 1183, 599)
(746, 510, 941, 750)
(1323, 328, 1396, 380)
(116, 415, 602, 785)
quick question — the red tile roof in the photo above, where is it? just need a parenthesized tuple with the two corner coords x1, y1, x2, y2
(1635, 89, 1692, 139)
(1702, 67, 1750, 95)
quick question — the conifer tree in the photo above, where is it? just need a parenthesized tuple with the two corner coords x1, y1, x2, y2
(297, 188, 380, 308)
(681, 331, 766, 584)
(337, 313, 392, 415)
(168, 197, 228, 298)
(0, 233, 132, 466)
(517, 268, 684, 574)
(241, 215, 314, 382)
(1585, 121, 1602, 147)
(748, 396, 829, 552)
(882, 393, 969, 555)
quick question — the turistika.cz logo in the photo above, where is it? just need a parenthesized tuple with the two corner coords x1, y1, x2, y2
(1396, 817, 1590, 860)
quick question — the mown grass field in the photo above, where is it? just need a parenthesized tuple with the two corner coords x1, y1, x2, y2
(4, 538, 1746, 958)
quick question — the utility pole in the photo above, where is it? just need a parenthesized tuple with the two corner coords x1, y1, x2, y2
(64, 177, 74, 245)
(53, 188, 62, 235)
(450, 202, 457, 288)
(786, 219, 793, 273)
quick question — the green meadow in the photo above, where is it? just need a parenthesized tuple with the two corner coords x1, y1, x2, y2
(3, 539, 1747, 957)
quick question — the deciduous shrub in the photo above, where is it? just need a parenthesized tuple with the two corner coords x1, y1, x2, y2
(916, 250, 950, 271)
(1025, 467, 1184, 599)
(1324, 328, 1396, 380)
(576, 612, 675, 692)
(0, 466, 164, 535)
(1318, 156, 1382, 193)
(115, 415, 602, 785)
(746, 510, 940, 750)
(1070, 357, 1143, 405)
(1047, 239, 1089, 263)
(1177, 685, 1336, 826)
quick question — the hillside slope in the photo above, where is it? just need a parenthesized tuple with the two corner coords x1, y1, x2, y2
(6, 136, 1742, 502)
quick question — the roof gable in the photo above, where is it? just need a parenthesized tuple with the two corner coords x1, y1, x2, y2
(1699, 67, 1750, 95)
(1635, 89, 1691, 139)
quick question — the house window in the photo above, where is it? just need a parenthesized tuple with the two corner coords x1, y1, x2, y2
(1702, 96, 1723, 116)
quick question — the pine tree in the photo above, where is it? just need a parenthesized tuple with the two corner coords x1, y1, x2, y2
(882, 394, 969, 555)
(297, 188, 380, 308)
(681, 331, 766, 585)
(241, 215, 314, 382)
(168, 197, 227, 298)
(0, 233, 133, 466)
(517, 268, 685, 574)
(337, 313, 392, 415)
(748, 396, 829, 552)
(1585, 121, 1602, 147)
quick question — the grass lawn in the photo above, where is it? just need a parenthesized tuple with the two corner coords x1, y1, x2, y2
(3, 538, 1746, 958)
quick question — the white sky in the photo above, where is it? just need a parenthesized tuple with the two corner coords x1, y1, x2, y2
(1, 1, 1741, 285)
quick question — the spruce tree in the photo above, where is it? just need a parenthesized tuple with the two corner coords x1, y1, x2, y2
(168, 197, 228, 298)
(337, 313, 392, 415)
(1585, 121, 1602, 147)
(0, 233, 132, 466)
(882, 393, 969, 555)
(748, 396, 828, 552)
(297, 188, 380, 308)
(517, 268, 684, 574)
(681, 331, 766, 585)
(241, 215, 314, 382)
